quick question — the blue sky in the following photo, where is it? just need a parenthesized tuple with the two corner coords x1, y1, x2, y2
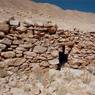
(33, 0, 95, 13)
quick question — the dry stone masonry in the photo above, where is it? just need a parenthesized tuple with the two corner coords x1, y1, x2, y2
(0, 18, 95, 95)
(0, 18, 95, 71)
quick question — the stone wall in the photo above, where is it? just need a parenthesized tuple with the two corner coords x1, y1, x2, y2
(0, 18, 95, 74)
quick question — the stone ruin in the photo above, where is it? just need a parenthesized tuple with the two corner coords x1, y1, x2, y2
(0, 18, 95, 74)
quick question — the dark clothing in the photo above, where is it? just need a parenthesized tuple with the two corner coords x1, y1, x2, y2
(57, 52, 68, 70)
(59, 52, 68, 64)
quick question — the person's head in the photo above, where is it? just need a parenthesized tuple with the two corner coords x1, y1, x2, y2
(59, 44, 65, 53)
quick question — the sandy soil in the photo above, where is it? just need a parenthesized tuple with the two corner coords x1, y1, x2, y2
(0, 0, 95, 32)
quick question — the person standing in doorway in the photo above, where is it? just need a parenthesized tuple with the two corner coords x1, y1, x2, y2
(56, 45, 68, 70)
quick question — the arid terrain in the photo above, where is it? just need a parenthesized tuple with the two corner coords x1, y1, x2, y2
(0, 0, 95, 32)
(0, 0, 95, 95)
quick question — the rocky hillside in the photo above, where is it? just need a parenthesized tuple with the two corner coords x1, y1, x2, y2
(0, 0, 64, 20)
(0, 18, 95, 95)
(0, 0, 95, 32)
(0, 0, 95, 95)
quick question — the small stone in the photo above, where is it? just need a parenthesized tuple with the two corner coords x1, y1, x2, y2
(16, 25, 27, 32)
(0, 32, 5, 38)
(40, 61, 49, 67)
(0, 43, 6, 51)
(48, 26, 57, 34)
(46, 52, 54, 60)
(0, 22, 9, 33)
(1, 51, 16, 58)
(13, 40, 21, 45)
(51, 50, 58, 57)
(24, 51, 37, 58)
(16, 53, 23, 57)
(15, 50, 23, 54)
(0, 38, 12, 46)
(19, 43, 32, 49)
(9, 19, 20, 26)
(48, 58, 59, 65)
(71, 47, 79, 53)
(38, 32, 45, 37)
(16, 47, 26, 51)
(37, 56, 47, 61)
(33, 45, 47, 53)
(7, 47, 13, 51)
(11, 45, 17, 49)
